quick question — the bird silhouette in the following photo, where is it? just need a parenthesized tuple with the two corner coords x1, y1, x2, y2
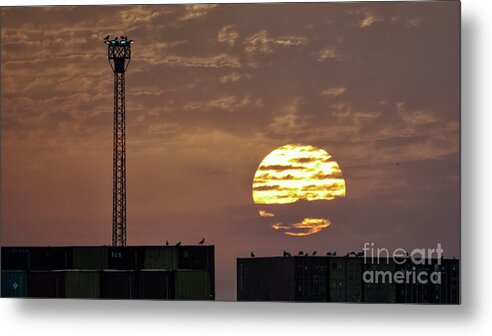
(283, 250, 291, 257)
(250, 252, 255, 257)
(104, 35, 110, 40)
(165, 240, 169, 246)
(312, 251, 317, 256)
(199, 238, 205, 245)
(298, 251, 304, 256)
(332, 252, 336, 257)
(326, 252, 332, 256)
(304, 252, 309, 257)
(120, 35, 126, 40)
(176, 241, 181, 246)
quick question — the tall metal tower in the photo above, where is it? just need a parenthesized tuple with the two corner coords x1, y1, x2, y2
(104, 35, 134, 247)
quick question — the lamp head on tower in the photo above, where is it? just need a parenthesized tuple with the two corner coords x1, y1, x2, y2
(104, 35, 134, 73)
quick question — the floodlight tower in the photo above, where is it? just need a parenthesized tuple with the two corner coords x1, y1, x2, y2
(104, 35, 134, 247)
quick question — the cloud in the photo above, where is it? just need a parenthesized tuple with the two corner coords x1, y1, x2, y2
(145, 54, 241, 68)
(266, 98, 312, 137)
(253, 173, 305, 183)
(301, 184, 344, 192)
(180, 4, 218, 21)
(147, 123, 183, 136)
(258, 164, 305, 172)
(289, 157, 318, 164)
(253, 185, 286, 192)
(119, 6, 167, 24)
(358, 8, 380, 28)
(218, 25, 239, 46)
(272, 217, 331, 236)
(184, 95, 255, 112)
(219, 72, 241, 83)
(311, 171, 343, 180)
(258, 210, 275, 217)
(315, 47, 344, 61)
(320, 87, 346, 97)
(244, 31, 307, 54)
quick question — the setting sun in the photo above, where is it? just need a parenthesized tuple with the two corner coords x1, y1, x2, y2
(252, 144, 346, 205)
(252, 144, 346, 237)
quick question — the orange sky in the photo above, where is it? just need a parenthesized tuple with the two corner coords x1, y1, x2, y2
(1, 3, 460, 300)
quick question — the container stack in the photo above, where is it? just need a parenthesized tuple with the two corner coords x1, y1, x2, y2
(1, 245, 215, 300)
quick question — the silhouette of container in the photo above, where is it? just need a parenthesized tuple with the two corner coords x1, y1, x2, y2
(31, 247, 72, 270)
(237, 257, 296, 301)
(177, 246, 214, 271)
(143, 247, 177, 270)
(65, 270, 101, 298)
(1, 247, 32, 270)
(138, 270, 174, 299)
(1, 270, 28, 297)
(294, 257, 329, 302)
(328, 258, 346, 302)
(363, 259, 396, 303)
(345, 258, 363, 302)
(1, 245, 216, 300)
(101, 270, 137, 299)
(395, 259, 459, 304)
(72, 247, 108, 270)
(28, 271, 65, 298)
(175, 270, 212, 300)
(238, 256, 388, 302)
(442, 260, 460, 303)
(108, 247, 142, 270)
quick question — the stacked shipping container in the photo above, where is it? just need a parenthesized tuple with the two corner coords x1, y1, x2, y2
(237, 256, 459, 303)
(1, 246, 215, 300)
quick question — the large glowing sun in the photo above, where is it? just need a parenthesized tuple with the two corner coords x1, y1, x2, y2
(252, 144, 346, 236)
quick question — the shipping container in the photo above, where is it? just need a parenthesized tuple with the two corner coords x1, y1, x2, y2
(345, 258, 363, 302)
(138, 270, 174, 300)
(177, 246, 214, 271)
(1, 247, 32, 270)
(65, 270, 101, 298)
(175, 270, 212, 300)
(143, 247, 177, 270)
(363, 259, 396, 303)
(31, 247, 72, 270)
(101, 270, 137, 299)
(237, 257, 295, 301)
(72, 247, 108, 270)
(1, 270, 28, 297)
(294, 257, 328, 302)
(28, 271, 65, 298)
(107, 247, 142, 270)
(328, 258, 346, 302)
